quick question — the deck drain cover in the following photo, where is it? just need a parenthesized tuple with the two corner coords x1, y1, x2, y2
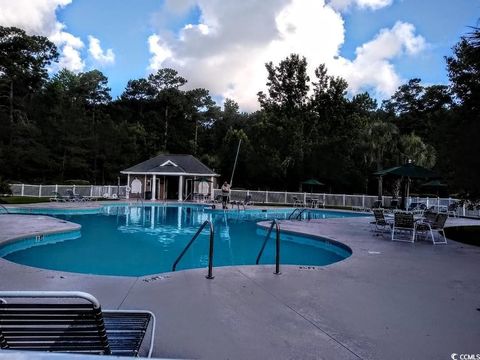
(368, 251, 381, 255)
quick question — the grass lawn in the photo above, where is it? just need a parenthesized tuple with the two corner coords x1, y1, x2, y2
(0, 196, 51, 204)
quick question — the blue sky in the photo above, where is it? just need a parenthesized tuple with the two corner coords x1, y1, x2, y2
(0, 0, 479, 110)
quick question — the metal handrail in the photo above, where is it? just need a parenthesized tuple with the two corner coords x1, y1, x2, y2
(172, 220, 215, 279)
(0, 204, 10, 214)
(255, 219, 281, 275)
(288, 208, 300, 219)
(288, 208, 307, 220)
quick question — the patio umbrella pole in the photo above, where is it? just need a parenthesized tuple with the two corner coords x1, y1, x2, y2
(230, 139, 242, 187)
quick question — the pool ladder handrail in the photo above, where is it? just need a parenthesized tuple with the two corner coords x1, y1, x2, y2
(0, 204, 10, 214)
(172, 220, 215, 279)
(255, 219, 281, 275)
(288, 208, 307, 220)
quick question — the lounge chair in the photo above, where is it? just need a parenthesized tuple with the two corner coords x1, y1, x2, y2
(292, 196, 305, 207)
(415, 213, 448, 244)
(0, 291, 155, 357)
(231, 194, 253, 210)
(447, 202, 458, 217)
(66, 189, 89, 202)
(370, 209, 392, 234)
(391, 212, 416, 243)
(387, 198, 399, 210)
(49, 191, 67, 202)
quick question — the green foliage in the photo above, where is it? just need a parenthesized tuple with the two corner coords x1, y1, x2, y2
(0, 177, 12, 195)
(0, 196, 50, 204)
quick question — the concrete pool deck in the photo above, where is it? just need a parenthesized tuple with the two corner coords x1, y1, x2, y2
(0, 203, 479, 359)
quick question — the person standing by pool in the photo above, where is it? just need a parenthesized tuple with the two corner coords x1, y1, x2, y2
(221, 181, 230, 209)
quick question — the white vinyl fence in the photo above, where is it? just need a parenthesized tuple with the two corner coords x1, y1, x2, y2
(8, 184, 127, 198)
(7, 184, 479, 217)
(213, 189, 476, 217)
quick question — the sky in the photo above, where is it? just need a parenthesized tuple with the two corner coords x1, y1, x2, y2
(0, 0, 479, 111)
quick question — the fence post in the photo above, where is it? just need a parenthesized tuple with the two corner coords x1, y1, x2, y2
(55, 184, 58, 193)
(284, 191, 287, 204)
(73, 185, 76, 195)
(323, 193, 326, 208)
(304, 192, 306, 204)
(426, 197, 429, 208)
(362, 195, 365, 209)
(462, 202, 466, 217)
(343, 194, 346, 207)
(39, 185, 42, 197)
(90, 185, 93, 197)
(265, 191, 268, 204)
(21, 184, 24, 196)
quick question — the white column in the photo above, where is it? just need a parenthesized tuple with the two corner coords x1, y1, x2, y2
(210, 177, 214, 200)
(126, 174, 130, 199)
(151, 174, 156, 201)
(178, 175, 184, 201)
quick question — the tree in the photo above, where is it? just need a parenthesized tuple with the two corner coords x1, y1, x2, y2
(445, 24, 480, 196)
(0, 27, 57, 128)
(361, 120, 399, 198)
(0, 27, 58, 181)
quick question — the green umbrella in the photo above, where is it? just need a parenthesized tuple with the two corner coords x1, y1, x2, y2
(421, 179, 447, 187)
(300, 179, 324, 193)
(301, 179, 324, 186)
(373, 162, 440, 209)
(421, 179, 447, 196)
(373, 162, 439, 179)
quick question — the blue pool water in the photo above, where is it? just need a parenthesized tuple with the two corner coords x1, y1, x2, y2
(1, 205, 360, 276)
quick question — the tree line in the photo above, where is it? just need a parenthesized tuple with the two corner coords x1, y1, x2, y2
(0, 25, 479, 197)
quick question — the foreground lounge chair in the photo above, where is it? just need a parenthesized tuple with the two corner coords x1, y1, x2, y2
(0, 291, 155, 357)
(391, 212, 415, 243)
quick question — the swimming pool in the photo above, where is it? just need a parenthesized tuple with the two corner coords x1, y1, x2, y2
(0, 205, 361, 276)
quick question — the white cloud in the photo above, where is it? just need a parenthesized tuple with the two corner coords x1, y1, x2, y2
(148, 0, 425, 111)
(148, 34, 173, 72)
(344, 21, 426, 96)
(0, 0, 85, 72)
(88, 36, 115, 65)
(328, 0, 393, 12)
(0, 0, 117, 72)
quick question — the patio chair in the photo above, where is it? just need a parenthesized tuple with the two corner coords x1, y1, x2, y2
(49, 191, 67, 202)
(231, 194, 253, 210)
(66, 189, 88, 202)
(447, 202, 458, 217)
(415, 213, 448, 244)
(387, 198, 399, 210)
(370, 209, 392, 234)
(422, 209, 438, 224)
(292, 196, 305, 207)
(0, 291, 155, 357)
(391, 212, 416, 243)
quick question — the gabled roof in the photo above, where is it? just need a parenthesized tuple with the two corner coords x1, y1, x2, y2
(121, 154, 218, 176)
